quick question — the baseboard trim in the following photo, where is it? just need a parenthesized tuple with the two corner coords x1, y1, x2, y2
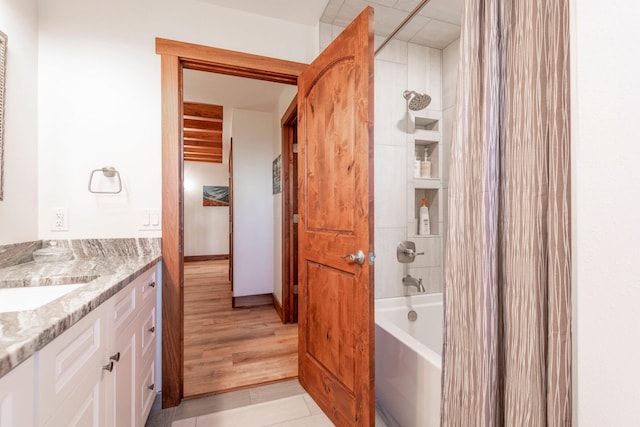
(273, 293, 284, 322)
(232, 293, 273, 308)
(184, 254, 229, 262)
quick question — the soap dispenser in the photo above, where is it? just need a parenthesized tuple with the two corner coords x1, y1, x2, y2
(418, 198, 431, 235)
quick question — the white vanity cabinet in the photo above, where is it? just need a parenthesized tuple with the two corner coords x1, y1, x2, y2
(34, 266, 158, 427)
(37, 302, 106, 427)
(104, 267, 157, 427)
(0, 356, 35, 427)
(104, 281, 138, 427)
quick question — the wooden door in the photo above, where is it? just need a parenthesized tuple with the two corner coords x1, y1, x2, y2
(297, 7, 374, 427)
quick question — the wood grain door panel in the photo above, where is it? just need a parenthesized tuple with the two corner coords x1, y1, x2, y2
(298, 7, 374, 426)
(305, 60, 357, 233)
(305, 261, 355, 390)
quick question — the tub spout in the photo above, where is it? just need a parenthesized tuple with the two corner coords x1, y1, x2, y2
(402, 275, 425, 293)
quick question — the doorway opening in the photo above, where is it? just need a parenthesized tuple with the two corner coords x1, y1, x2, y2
(157, 38, 307, 407)
(157, 10, 375, 421)
(181, 69, 299, 397)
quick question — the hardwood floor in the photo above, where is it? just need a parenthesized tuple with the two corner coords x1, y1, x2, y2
(183, 260, 298, 398)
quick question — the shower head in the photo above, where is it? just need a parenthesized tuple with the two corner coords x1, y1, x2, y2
(403, 90, 431, 111)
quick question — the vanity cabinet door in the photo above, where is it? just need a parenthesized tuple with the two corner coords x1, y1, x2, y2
(33, 265, 158, 427)
(0, 356, 35, 427)
(104, 317, 137, 427)
(37, 305, 106, 427)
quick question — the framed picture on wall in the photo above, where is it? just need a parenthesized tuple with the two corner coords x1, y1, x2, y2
(203, 185, 229, 207)
(273, 155, 281, 194)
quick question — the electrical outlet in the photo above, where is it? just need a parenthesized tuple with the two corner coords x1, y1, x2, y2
(51, 208, 69, 231)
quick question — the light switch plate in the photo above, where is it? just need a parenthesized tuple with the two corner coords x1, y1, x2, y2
(139, 210, 161, 231)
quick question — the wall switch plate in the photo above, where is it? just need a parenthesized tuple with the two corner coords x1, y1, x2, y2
(139, 210, 161, 231)
(51, 207, 69, 231)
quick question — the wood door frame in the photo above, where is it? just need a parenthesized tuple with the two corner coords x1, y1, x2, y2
(281, 95, 298, 324)
(156, 37, 307, 408)
(228, 139, 233, 286)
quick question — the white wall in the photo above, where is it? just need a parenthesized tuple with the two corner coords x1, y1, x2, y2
(0, 0, 38, 244)
(36, 0, 318, 240)
(232, 109, 275, 297)
(571, 1, 640, 425)
(183, 161, 229, 257)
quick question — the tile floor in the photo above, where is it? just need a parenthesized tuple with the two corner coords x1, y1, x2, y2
(145, 379, 390, 427)
(172, 393, 332, 427)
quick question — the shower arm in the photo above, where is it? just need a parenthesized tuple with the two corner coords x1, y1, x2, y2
(374, 0, 434, 57)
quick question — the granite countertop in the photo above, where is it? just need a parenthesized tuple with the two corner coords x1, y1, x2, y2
(0, 249, 161, 379)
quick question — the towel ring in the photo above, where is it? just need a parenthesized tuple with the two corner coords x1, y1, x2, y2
(88, 166, 122, 194)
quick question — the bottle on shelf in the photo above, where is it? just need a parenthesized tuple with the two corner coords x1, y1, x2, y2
(420, 148, 431, 178)
(414, 153, 422, 178)
(418, 198, 431, 235)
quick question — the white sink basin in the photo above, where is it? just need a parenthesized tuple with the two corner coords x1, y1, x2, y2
(0, 284, 84, 313)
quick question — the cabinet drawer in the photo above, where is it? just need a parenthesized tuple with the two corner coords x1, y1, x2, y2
(137, 268, 157, 310)
(138, 356, 156, 427)
(110, 283, 136, 334)
(139, 304, 156, 364)
(37, 305, 105, 425)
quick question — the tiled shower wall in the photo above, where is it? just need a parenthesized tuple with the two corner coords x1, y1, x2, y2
(320, 24, 459, 299)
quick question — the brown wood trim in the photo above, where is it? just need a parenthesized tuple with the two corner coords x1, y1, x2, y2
(156, 38, 307, 85)
(232, 294, 273, 308)
(184, 139, 222, 147)
(281, 94, 298, 128)
(183, 102, 223, 119)
(229, 140, 233, 288)
(184, 254, 229, 262)
(160, 54, 184, 409)
(158, 37, 306, 409)
(273, 293, 284, 322)
(184, 155, 222, 163)
(281, 95, 298, 324)
(183, 102, 223, 163)
(184, 119, 222, 131)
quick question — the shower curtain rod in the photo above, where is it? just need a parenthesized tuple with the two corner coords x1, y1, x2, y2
(374, 0, 434, 56)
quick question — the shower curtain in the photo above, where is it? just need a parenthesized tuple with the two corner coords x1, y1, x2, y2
(441, 0, 571, 426)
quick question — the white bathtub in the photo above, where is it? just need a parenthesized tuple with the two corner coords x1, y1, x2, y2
(375, 293, 443, 427)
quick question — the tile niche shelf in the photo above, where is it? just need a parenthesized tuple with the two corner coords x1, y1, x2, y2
(409, 109, 443, 238)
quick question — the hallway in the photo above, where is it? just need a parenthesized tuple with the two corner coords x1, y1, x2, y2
(183, 260, 298, 397)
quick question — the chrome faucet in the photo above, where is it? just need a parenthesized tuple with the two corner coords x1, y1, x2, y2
(402, 275, 425, 293)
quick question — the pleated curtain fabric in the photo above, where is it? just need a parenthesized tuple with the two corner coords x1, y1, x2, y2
(441, 0, 571, 425)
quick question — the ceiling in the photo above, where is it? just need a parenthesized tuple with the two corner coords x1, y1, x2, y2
(322, 0, 462, 49)
(194, 0, 331, 25)
(195, 0, 462, 49)
(183, 70, 295, 113)
(182, 0, 464, 123)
